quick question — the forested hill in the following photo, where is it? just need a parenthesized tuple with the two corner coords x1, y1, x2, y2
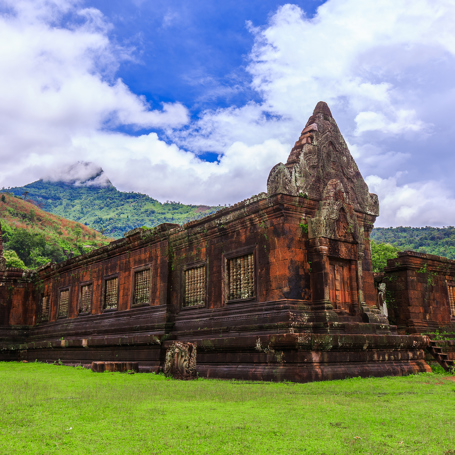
(3, 180, 221, 238)
(0, 192, 110, 269)
(371, 226, 455, 260)
(5, 177, 455, 262)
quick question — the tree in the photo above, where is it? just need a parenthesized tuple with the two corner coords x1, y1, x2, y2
(3, 250, 26, 269)
(7, 229, 46, 267)
(370, 240, 400, 273)
(73, 226, 83, 245)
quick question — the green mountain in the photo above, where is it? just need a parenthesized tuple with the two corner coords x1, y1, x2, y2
(371, 226, 455, 260)
(4, 177, 221, 239)
(5, 169, 455, 263)
(0, 192, 110, 269)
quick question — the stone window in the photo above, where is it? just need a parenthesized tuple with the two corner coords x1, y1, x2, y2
(79, 283, 92, 314)
(41, 295, 49, 322)
(447, 283, 455, 317)
(58, 288, 70, 318)
(226, 253, 255, 301)
(133, 268, 151, 306)
(184, 265, 206, 307)
(104, 277, 119, 311)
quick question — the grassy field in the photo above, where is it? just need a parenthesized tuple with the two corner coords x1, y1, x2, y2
(0, 363, 454, 454)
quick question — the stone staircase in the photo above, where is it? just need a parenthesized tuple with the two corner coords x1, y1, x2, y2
(426, 340, 455, 372)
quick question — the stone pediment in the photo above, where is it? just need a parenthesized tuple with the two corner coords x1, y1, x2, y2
(267, 101, 379, 217)
(307, 179, 362, 244)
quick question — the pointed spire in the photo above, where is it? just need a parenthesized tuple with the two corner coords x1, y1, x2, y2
(313, 101, 332, 118)
(267, 100, 379, 217)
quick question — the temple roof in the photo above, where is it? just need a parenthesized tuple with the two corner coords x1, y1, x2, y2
(267, 102, 379, 217)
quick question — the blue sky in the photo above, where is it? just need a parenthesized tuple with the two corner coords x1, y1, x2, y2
(91, 1, 323, 111)
(0, 0, 455, 227)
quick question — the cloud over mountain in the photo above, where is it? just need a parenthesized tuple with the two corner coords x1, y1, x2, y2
(1, 0, 455, 226)
(42, 161, 112, 187)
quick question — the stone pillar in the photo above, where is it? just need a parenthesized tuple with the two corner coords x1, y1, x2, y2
(307, 238, 338, 326)
(356, 249, 365, 309)
(308, 238, 330, 303)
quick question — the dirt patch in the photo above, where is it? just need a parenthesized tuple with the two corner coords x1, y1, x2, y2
(196, 206, 211, 213)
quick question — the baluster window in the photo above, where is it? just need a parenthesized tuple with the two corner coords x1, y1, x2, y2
(104, 277, 118, 310)
(41, 295, 49, 321)
(58, 288, 70, 318)
(79, 284, 92, 314)
(133, 268, 151, 306)
(226, 253, 255, 301)
(447, 283, 455, 317)
(184, 265, 206, 307)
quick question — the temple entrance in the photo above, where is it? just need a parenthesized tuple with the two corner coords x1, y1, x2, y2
(328, 258, 357, 314)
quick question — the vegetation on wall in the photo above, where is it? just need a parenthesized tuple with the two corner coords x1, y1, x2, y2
(0, 193, 110, 269)
(3, 179, 221, 238)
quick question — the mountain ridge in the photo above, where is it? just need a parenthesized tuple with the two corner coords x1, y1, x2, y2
(3, 178, 221, 238)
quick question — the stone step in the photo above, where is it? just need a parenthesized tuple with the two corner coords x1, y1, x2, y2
(426, 345, 454, 372)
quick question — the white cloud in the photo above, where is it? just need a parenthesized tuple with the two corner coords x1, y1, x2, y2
(173, 1, 455, 150)
(367, 174, 455, 227)
(168, 1, 455, 225)
(354, 110, 427, 136)
(0, 0, 188, 152)
(70, 133, 289, 205)
(1, 0, 455, 224)
(43, 161, 112, 187)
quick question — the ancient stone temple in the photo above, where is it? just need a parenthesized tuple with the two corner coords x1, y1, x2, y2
(0, 102, 434, 381)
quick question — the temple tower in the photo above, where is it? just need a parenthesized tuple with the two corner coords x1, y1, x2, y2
(268, 102, 385, 322)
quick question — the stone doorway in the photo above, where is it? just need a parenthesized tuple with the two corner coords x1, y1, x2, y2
(328, 258, 357, 315)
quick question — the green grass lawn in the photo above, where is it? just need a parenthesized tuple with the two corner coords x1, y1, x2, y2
(0, 363, 454, 454)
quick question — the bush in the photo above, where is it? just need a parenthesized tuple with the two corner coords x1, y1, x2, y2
(370, 240, 399, 272)
(3, 250, 26, 269)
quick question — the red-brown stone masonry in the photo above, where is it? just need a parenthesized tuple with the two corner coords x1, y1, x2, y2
(37, 238, 169, 323)
(9, 288, 25, 325)
(8, 282, 35, 326)
(168, 198, 312, 313)
(0, 277, 9, 325)
(384, 253, 455, 331)
(362, 231, 377, 308)
(383, 271, 408, 327)
(0, 269, 35, 327)
(4, 193, 379, 327)
(267, 218, 310, 301)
